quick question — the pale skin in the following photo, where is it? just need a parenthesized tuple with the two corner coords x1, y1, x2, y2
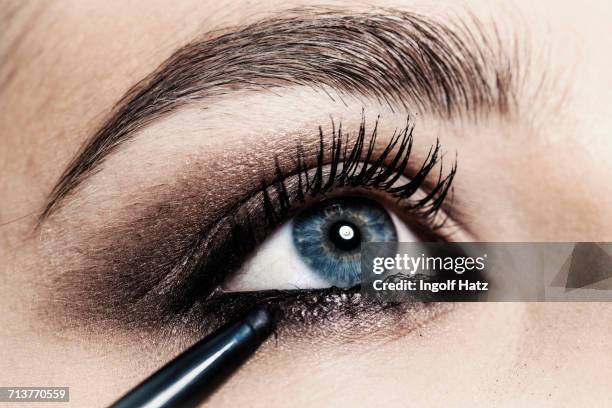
(1, 0, 612, 407)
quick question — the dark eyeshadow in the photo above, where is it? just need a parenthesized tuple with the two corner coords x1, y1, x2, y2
(43, 117, 456, 338)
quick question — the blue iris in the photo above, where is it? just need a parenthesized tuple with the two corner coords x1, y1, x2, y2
(291, 197, 398, 287)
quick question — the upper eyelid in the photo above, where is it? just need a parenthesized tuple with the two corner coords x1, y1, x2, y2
(39, 7, 530, 224)
(171, 120, 456, 303)
(194, 116, 452, 231)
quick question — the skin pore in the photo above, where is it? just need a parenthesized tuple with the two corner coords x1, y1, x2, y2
(2, 0, 612, 407)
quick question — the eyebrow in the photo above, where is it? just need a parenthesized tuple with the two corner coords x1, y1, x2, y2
(40, 8, 525, 222)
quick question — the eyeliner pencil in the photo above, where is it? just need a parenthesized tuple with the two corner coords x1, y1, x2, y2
(109, 308, 275, 408)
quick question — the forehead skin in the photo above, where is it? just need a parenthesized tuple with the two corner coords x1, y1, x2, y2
(1, 0, 612, 407)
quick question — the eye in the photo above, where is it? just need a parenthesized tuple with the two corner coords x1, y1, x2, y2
(222, 196, 419, 291)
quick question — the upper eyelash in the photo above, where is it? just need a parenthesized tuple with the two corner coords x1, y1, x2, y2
(260, 114, 456, 231)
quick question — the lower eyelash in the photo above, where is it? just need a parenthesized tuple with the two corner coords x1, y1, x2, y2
(181, 286, 452, 339)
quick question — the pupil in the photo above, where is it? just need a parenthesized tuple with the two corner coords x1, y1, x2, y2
(329, 220, 361, 251)
(291, 197, 399, 287)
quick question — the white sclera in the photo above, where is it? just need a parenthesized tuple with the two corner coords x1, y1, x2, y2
(221, 205, 420, 292)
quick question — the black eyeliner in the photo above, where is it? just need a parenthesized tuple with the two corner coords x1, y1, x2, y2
(109, 307, 275, 408)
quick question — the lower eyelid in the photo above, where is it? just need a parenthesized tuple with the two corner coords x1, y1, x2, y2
(187, 286, 457, 339)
